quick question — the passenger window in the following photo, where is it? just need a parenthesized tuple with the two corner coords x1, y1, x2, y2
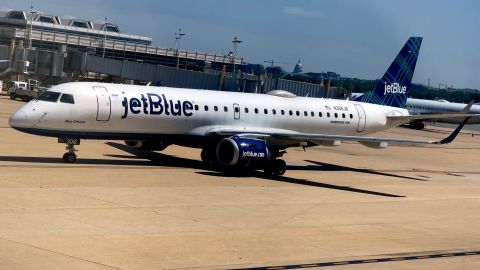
(272, 109, 276, 115)
(311, 111, 314, 117)
(281, 110, 285, 115)
(255, 108, 259, 114)
(194, 105, 199, 111)
(224, 106, 228, 112)
(289, 110, 293, 116)
(60, 93, 75, 104)
(245, 108, 249, 113)
(204, 105, 209, 111)
(334, 113, 338, 118)
(296, 111, 300, 116)
(214, 106, 218, 112)
(304, 111, 307, 116)
(264, 109, 268, 114)
(327, 112, 330, 117)
(342, 113, 345, 118)
(319, 112, 323, 117)
(234, 107, 239, 113)
(350, 114, 353, 119)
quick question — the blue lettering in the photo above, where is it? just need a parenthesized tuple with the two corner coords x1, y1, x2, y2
(121, 97, 128, 119)
(121, 93, 194, 119)
(183, 101, 193, 116)
(130, 98, 141, 114)
(140, 94, 148, 114)
(170, 100, 182, 116)
(147, 93, 163, 115)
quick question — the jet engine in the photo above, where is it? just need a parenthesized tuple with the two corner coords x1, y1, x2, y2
(215, 136, 270, 167)
(124, 140, 169, 151)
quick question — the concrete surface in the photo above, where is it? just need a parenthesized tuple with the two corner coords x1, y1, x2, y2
(0, 95, 479, 270)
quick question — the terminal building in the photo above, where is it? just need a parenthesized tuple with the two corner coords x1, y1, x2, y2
(0, 9, 341, 98)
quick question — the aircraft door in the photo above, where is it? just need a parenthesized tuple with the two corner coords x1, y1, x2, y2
(93, 86, 111, 121)
(354, 104, 366, 132)
(233, 103, 240, 120)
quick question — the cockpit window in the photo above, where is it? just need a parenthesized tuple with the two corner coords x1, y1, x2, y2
(60, 94, 75, 104)
(36, 91, 61, 102)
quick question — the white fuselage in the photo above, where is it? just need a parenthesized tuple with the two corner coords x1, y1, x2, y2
(407, 98, 480, 124)
(10, 82, 408, 145)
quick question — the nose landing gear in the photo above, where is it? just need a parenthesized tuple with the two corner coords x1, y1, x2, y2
(59, 138, 80, 163)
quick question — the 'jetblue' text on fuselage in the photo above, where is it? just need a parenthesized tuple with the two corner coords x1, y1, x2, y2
(121, 93, 194, 119)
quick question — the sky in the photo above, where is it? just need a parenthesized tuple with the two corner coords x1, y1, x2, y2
(1, 0, 479, 89)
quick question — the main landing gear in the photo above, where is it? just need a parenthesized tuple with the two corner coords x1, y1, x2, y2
(263, 149, 287, 176)
(59, 138, 80, 163)
(264, 159, 287, 176)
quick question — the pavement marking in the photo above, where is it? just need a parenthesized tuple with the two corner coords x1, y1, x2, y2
(228, 250, 480, 269)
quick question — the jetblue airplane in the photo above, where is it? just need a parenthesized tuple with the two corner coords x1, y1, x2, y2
(405, 98, 480, 129)
(8, 37, 476, 175)
(353, 93, 480, 129)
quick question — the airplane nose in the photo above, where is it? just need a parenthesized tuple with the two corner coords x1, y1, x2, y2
(9, 109, 31, 128)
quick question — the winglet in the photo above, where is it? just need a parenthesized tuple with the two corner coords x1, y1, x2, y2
(459, 100, 475, 114)
(435, 117, 470, 144)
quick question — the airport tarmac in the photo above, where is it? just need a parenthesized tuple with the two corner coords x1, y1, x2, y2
(0, 95, 479, 270)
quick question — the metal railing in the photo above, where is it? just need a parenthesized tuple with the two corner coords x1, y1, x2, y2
(6, 26, 243, 65)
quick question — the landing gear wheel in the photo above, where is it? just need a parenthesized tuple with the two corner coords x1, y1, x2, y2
(200, 147, 217, 164)
(63, 152, 77, 163)
(264, 159, 287, 176)
(59, 138, 80, 163)
(201, 149, 209, 163)
(272, 159, 286, 176)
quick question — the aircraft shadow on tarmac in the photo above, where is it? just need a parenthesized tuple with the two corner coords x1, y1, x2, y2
(197, 171, 405, 198)
(298, 160, 428, 182)
(0, 142, 422, 197)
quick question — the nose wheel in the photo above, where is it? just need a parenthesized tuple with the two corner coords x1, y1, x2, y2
(63, 152, 77, 163)
(59, 138, 80, 163)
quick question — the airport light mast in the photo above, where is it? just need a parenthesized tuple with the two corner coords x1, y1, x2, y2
(28, 5, 36, 49)
(102, 17, 107, 58)
(232, 36, 242, 74)
(175, 28, 185, 68)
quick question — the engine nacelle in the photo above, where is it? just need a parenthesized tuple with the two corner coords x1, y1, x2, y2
(215, 136, 270, 166)
(124, 140, 169, 151)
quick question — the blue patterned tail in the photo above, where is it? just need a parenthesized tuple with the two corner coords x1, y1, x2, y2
(354, 37, 422, 108)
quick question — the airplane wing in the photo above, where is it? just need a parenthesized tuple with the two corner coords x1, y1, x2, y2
(207, 117, 470, 148)
(387, 113, 480, 126)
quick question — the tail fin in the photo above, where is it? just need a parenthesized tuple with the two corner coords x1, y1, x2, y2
(354, 37, 422, 108)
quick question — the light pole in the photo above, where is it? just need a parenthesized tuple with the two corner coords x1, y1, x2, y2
(28, 6, 37, 49)
(102, 17, 107, 58)
(175, 28, 185, 68)
(232, 36, 242, 74)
